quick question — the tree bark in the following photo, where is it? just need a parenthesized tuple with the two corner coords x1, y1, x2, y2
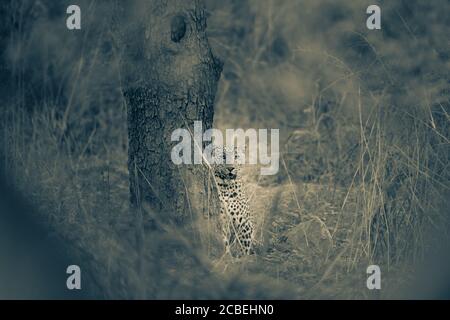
(114, 0, 222, 226)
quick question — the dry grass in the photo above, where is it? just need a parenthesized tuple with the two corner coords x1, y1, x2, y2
(1, 0, 449, 298)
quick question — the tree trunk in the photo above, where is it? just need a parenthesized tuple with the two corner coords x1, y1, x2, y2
(114, 0, 222, 227)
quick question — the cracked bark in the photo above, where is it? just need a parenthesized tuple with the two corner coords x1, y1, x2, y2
(114, 0, 222, 227)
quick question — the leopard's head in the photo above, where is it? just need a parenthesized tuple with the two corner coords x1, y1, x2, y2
(211, 145, 244, 181)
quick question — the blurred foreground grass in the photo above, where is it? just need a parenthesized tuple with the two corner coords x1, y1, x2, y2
(0, 0, 449, 298)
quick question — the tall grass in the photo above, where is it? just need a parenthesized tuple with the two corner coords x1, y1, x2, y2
(1, 0, 449, 298)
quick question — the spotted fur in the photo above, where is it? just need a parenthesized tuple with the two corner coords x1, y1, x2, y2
(211, 146, 254, 257)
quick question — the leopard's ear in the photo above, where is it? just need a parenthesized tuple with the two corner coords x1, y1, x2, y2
(240, 143, 248, 153)
(212, 144, 225, 164)
(234, 145, 246, 165)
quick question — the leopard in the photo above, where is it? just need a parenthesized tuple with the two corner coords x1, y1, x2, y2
(210, 145, 254, 258)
